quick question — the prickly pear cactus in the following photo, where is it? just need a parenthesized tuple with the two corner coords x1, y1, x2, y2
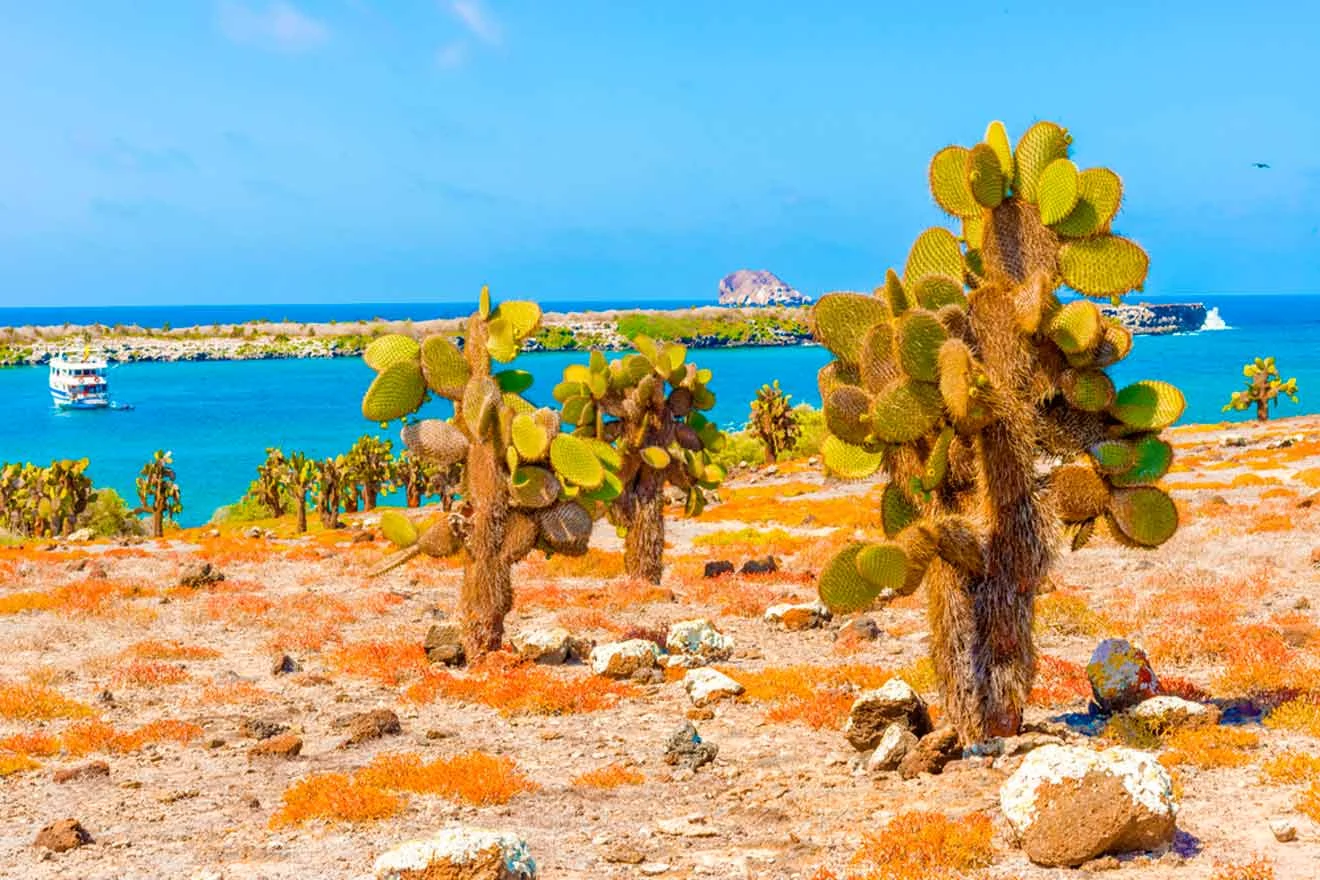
(750, 380, 801, 464)
(552, 337, 725, 583)
(1223, 356, 1299, 422)
(134, 450, 182, 538)
(361, 288, 598, 658)
(812, 120, 1185, 743)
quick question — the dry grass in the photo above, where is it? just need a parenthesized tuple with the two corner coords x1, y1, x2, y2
(126, 640, 221, 661)
(404, 653, 635, 716)
(111, 660, 190, 687)
(1034, 591, 1117, 638)
(357, 750, 538, 804)
(843, 811, 994, 880)
(1160, 726, 1260, 770)
(0, 730, 62, 756)
(1298, 782, 1320, 824)
(0, 681, 94, 721)
(1209, 858, 1276, 880)
(572, 763, 645, 789)
(269, 773, 405, 828)
(1264, 697, 1320, 738)
(1259, 751, 1320, 786)
(329, 639, 429, 687)
(1028, 655, 1092, 708)
(61, 718, 204, 755)
(0, 754, 41, 776)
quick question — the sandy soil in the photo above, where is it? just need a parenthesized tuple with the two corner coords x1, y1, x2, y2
(1, 416, 1318, 880)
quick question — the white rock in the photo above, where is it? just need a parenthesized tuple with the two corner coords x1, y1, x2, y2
(1127, 695, 1219, 732)
(373, 827, 536, 879)
(510, 626, 573, 665)
(589, 640, 661, 678)
(66, 528, 94, 542)
(1270, 818, 1297, 843)
(764, 601, 831, 631)
(866, 723, 918, 772)
(683, 668, 744, 706)
(666, 619, 733, 663)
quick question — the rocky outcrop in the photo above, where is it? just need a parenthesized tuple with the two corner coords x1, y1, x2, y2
(718, 270, 812, 307)
(1100, 302, 1206, 335)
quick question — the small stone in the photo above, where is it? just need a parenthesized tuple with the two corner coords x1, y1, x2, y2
(52, 761, 109, 784)
(739, 556, 778, 575)
(664, 722, 718, 770)
(1086, 638, 1158, 712)
(600, 841, 646, 864)
(640, 863, 671, 876)
(665, 619, 733, 664)
(157, 788, 200, 804)
(248, 733, 303, 760)
(866, 724, 918, 772)
(239, 718, 289, 740)
(1127, 695, 1219, 732)
(34, 819, 93, 853)
(372, 827, 536, 879)
(844, 678, 932, 751)
(764, 601, 831, 631)
(703, 560, 735, 578)
(686, 707, 715, 721)
(590, 640, 661, 679)
(206, 738, 226, 749)
(341, 709, 402, 747)
(178, 561, 224, 589)
(271, 654, 301, 676)
(1269, 818, 1297, 843)
(511, 626, 573, 665)
(897, 728, 961, 779)
(351, 530, 374, 543)
(836, 617, 881, 641)
(683, 668, 744, 706)
(424, 622, 465, 666)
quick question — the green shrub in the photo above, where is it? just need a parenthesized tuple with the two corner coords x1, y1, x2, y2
(82, 488, 144, 538)
(215, 493, 275, 524)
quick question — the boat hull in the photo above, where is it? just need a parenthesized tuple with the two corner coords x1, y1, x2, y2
(51, 389, 110, 409)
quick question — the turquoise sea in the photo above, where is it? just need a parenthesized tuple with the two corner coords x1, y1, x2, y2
(1, 294, 1316, 526)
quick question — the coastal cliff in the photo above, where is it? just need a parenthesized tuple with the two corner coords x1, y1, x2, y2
(1100, 302, 1207, 335)
(718, 270, 812, 307)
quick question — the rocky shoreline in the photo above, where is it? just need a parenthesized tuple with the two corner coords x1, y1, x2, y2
(0, 302, 1205, 367)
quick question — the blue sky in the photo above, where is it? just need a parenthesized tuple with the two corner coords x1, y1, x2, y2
(1, 1, 1317, 306)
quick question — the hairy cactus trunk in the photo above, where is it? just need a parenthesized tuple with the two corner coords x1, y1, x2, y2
(1256, 397, 1268, 421)
(344, 489, 360, 514)
(295, 496, 307, 533)
(460, 437, 513, 658)
(363, 481, 379, 510)
(624, 495, 665, 584)
(406, 481, 421, 508)
(151, 508, 164, 538)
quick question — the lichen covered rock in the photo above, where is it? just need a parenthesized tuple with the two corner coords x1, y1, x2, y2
(1086, 639, 1158, 712)
(590, 639, 661, 678)
(843, 678, 932, 751)
(665, 619, 733, 664)
(764, 601, 831, 631)
(683, 667, 744, 706)
(373, 827, 536, 879)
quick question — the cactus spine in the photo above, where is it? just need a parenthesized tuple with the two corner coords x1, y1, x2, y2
(361, 288, 601, 659)
(813, 120, 1184, 744)
(750, 380, 801, 464)
(134, 450, 182, 538)
(553, 338, 725, 583)
(1223, 356, 1300, 421)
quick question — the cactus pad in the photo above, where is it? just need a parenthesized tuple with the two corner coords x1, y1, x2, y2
(896, 311, 948, 383)
(511, 413, 550, 461)
(1052, 168, 1122, 238)
(855, 542, 909, 590)
(883, 269, 911, 315)
(818, 543, 884, 613)
(364, 334, 420, 372)
(420, 336, 470, 399)
(984, 120, 1014, 178)
(1089, 439, 1136, 474)
(550, 434, 605, 489)
(859, 325, 900, 392)
(1108, 486, 1178, 547)
(1058, 236, 1149, 298)
(511, 466, 561, 509)
(486, 317, 520, 363)
(1108, 435, 1173, 487)
(362, 361, 427, 422)
(811, 294, 890, 365)
(641, 446, 671, 469)
(905, 228, 964, 285)
(1037, 159, 1080, 225)
(462, 377, 500, 437)
(491, 300, 542, 339)
(379, 510, 419, 548)
(1050, 463, 1111, 522)
(1060, 368, 1116, 412)
(1110, 380, 1186, 429)
(881, 482, 919, 538)
(536, 501, 593, 555)
(913, 275, 967, 311)
(417, 517, 463, 557)
(870, 380, 944, 444)
(821, 435, 884, 479)
(1012, 121, 1071, 203)
(929, 146, 979, 217)
(922, 426, 955, 491)
(967, 142, 1005, 209)
(495, 369, 535, 394)
(825, 385, 875, 446)
(401, 419, 469, 468)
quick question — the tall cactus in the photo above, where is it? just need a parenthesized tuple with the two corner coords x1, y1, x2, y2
(361, 288, 603, 658)
(1223, 356, 1299, 422)
(315, 456, 346, 529)
(553, 338, 726, 583)
(134, 450, 182, 538)
(812, 120, 1184, 743)
(286, 452, 317, 534)
(346, 435, 394, 510)
(40, 459, 96, 537)
(750, 380, 801, 464)
(253, 447, 288, 518)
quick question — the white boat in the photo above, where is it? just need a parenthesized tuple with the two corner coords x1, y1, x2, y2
(49, 350, 111, 409)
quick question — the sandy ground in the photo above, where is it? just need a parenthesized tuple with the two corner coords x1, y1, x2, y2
(1, 415, 1318, 880)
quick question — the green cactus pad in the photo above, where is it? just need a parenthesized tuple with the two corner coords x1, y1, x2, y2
(984, 120, 1014, 179)
(825, 385, 875, 446)
(962, 214, 985, 249)
(1012, 121, 1070, 203)
(536, 501, 593, 555)
(580, 468, 623, 503)
(855, 542, 909, 590)
(811, 293, 891, 365)
(491, 300, 542, 339)
(859, 324, 899, 392)
(511, 413, 550, 461)
(691, 386, 716, 410)
(904, 228, 964, 286)
(1037, 158, 1080, 225)
(417, 517, 462, 557)
(818, 362, 863, 401)
(584, 437, 623, 471)
(510, 466, 561, 509)
(550, 433, 605, 489)
(818, 543, 884, 613)
(1109, 435, 1173, 487)
(1046, 300, 1103, 355)
(1108, 486, 1178, 547)
(870, 380, 944, 444)
(1058, 236, 1149, 298)
(462, 377, 500, 437)
(820, 435, 884, 480)
(966, 142, 1005, 209)
(401, 419, 469, 468)
(478, 285, 492, 318)
(379, 510, 419, 548)
(420, 336, 470, 399)
(912, 275, 967, 311)
(362, 361, 427, 422)
(1052, 168, 1123, 238)
(1060, 368, 1116, 412)
(1110, 380, 1186, 429)
(881, 482, 919, 538)
(1093, 323, 1134, 367)
(495, 370, 534, 394)
(896, 310, 948, 383)
(929, 145, 979, 217)
(641, 446, 671, 469)
(1089, 439, 1136, 474)
(502, 393, 536, 416)
(486, 317, 520, 363)
(922, 425, 955, 491)
(561, 396, 594, 427)
(1050, 463, 1112, 522)
(364, 334, 421, 372)
(883, 268, 911, 316)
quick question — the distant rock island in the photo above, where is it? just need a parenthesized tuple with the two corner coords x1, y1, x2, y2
(718, 270, 812, 307)
(1101, 302, 1207, 335)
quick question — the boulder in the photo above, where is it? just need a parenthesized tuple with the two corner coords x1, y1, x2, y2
(703, 560, 735, 578)
(248, 733, 303, 760)
(590, 640, 661, 679)
(897, 728, 961, 779)
(843, 679, 932, 751)
(1127, 695, 1219, 733)
(665, 619, 733, 664)
(866, 724, 918, 772)
(373, 827, 536, 879)
(341, 709, 402, 747)
(663, 722, 718, 770)
(1086, 639, 1158, 712)
(270, 653, 301, 676)
(33, 819, 93, 853)
(1000, 744, 1178, 867)
(239, 718, 288, 740)
(764, 601, 831, 631)
(424, 622, 465, 666)
(178, 561, 224, 589)
(739, 556, 778, 575)
(52, 761, 109, 784)
(66, 528, 94, 542)
(683, 668, 744, 706)
(836, 617, 881, 641)
(511, 626, 573, 665)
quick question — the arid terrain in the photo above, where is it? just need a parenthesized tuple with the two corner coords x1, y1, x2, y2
(2, 415, 1318, 880)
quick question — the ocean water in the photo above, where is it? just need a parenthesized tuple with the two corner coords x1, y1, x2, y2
(0, 294, 1315, 526)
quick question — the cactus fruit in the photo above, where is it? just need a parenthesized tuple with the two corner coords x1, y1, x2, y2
(133, 450, 182, 538)
(749, 380, 801, 464)
(360, 288, 599, 660)
(1223, 356, 1300, 421)
(555, 337, 725, 583)
(810, 120, 1184, 744)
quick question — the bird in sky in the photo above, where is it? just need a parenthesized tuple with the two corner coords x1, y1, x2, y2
(1251, 162, 1271, 169)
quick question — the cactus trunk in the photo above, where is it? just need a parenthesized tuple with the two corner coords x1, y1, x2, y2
(460, 435, 513, 658)
(295, 497, 307, 533)
(624, 495, 665, 584)
(1256, 397, 1268, 421)
(406, 482, 421, 507)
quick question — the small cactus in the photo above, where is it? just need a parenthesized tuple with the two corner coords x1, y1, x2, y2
(1223, 356, 1299, 421)
(314, 456, 346, 529)
(252, 448, 288, 518)
(285, 452, 317, 534)
(134, 450, 182, 538)
(750, 380, 801, 464)
(345, 435, 394, 511)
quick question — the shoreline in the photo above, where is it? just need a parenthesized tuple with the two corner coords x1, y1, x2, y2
(0, 301, 1205, 367)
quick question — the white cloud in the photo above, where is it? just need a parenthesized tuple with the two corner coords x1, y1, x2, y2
(450, 0, 500, 45)
(435, 41, 468, 69)
(217, 1, 330, 53)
